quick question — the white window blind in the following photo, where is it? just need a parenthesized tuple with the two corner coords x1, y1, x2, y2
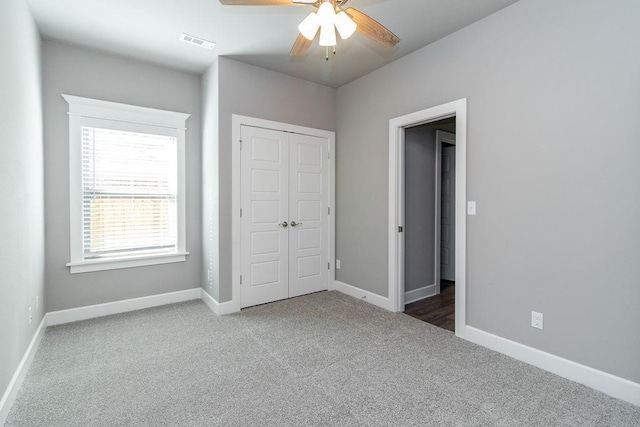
(81, 126, 178, 259)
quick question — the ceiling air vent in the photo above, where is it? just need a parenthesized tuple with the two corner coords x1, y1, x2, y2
(180, 33, 216, 50)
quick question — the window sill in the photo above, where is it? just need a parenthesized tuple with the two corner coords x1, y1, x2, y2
(66, 252, 189, 274)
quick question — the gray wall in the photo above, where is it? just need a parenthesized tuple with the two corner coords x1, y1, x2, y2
(204, 57, 336, 302)
(335, 0, 640, 383)
(0, 0, 45, 404)
(201, 61, 220, 300)
(404, 125, 437, 293)
(42, 40, 203, 311)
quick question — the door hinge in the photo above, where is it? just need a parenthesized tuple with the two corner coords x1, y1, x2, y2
(398, 226, 404, 233)
(240, 275, 243, 285)
(239, 139, 243, 150)
(240, 208, 242, 217)
(328, 262, 330, 270)
(328, 151, 331, 160)
(328, 207, 330, 215)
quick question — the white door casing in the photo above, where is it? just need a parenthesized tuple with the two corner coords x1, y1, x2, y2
(240, 126, 290, 308)
(289, 133, 329, 298)
(438, 131, 456, 282)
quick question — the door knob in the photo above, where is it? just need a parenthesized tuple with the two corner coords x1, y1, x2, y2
(279, 221, 288, 228)
(290, 221, 302, 227)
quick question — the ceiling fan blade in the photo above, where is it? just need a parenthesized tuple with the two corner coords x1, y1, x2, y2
(220, 0, 294, 5)
(290, 33, 313, 56)
(345, 7, 400, 48)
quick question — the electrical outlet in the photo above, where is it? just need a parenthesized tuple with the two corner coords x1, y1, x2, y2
(28, 307, 32, 324)
(336, 259, 341, 269)
(531, 311, 543, 329)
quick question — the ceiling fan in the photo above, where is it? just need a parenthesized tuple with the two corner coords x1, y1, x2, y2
(219, 0, 400, 57)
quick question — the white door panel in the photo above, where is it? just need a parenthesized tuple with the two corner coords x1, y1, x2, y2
(289, 133, 329, 298)
(241, 126, 289, 308)
(241, 127, 329, 307)
(297, 200, 322, 221)
(297, 228, 322, 250)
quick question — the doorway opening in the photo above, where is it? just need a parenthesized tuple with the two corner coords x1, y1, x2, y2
(388, 98, 466, 338)
(402, 118, 456, 331)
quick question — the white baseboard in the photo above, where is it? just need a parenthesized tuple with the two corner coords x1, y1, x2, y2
(216, 299, 238, 315)
(200, 288, 217, 313)
(404, 284, 436, 304)
(47, 288, 201, 326)
(464, 326, 640, 407)
(0, 316, 47, 425)
(333, 280, 392, 311)
(200, 288, 239, 315)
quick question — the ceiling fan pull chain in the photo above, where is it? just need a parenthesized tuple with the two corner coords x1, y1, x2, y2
(326, 46, 329, 61)
(333, 45, 336, 55)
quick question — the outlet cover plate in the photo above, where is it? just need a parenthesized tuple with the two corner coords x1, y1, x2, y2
(531, 311, 543, 329)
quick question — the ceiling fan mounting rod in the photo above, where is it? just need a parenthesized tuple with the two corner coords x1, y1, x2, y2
(313, 0, 348, 8)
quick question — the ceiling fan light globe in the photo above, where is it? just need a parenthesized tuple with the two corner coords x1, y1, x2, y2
(335, 11, 357, 39)
(319, 23, 337, 46)
(298, 12, 320, 40)
(317, 1, 336, 26)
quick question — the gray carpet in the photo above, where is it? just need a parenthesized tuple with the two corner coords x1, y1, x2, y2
(6, 291, 640, 426)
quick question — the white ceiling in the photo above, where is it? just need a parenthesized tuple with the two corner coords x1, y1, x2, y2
(26, 0, 518, 88)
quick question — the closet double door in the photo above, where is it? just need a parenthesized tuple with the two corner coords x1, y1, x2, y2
(240, 125, 329, 308)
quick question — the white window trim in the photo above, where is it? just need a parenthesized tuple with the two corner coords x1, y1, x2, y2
(63, 95, 189, 274)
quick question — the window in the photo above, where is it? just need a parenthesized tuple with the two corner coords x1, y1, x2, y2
(64, 95, 189, 273)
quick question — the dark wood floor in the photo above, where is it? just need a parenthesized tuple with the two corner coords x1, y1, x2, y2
(404, 281, 455, 332)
